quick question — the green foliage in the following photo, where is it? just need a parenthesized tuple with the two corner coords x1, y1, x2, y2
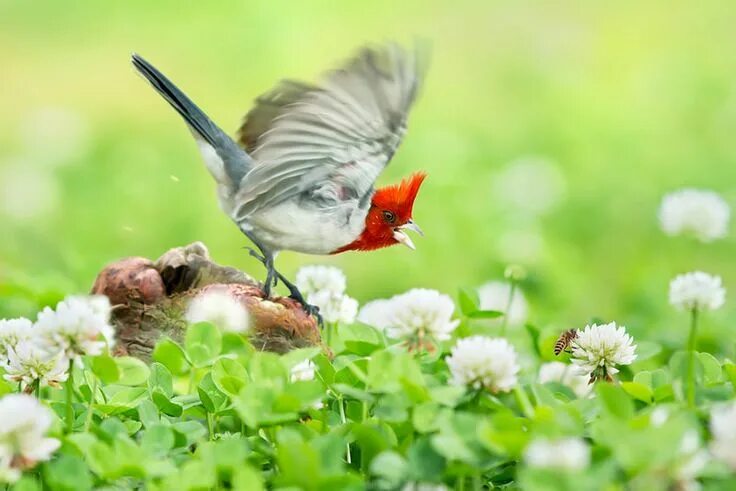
(185, 322, 222, 368)
(7, 310, 733, 490)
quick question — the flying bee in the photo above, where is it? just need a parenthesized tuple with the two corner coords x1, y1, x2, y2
(554, 329, 578, 356)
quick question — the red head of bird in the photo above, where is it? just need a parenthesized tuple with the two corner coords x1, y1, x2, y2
(333, 172, 427, 253)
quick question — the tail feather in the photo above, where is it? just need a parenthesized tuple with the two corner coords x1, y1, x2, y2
(131, 54, 251, 190)
(132, 54, 220, 147)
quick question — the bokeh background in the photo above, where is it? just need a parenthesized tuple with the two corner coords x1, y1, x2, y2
(2, 0, 735, 355)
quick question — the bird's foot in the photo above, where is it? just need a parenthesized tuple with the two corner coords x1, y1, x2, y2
(243, 247, 322, 327)
(294, 297, 323, 328)
(278, 276, 324, 328)
(299, 301, 323, 328)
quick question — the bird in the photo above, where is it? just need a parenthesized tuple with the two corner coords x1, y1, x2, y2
(131, 44, 427, 321)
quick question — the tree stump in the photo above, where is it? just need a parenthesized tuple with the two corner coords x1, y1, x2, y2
(90, 242, 322, 360)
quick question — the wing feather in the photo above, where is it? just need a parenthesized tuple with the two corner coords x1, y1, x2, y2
(233, 43, 425, 219)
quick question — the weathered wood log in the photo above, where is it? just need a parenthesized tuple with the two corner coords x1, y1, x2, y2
(91, 242, 321, 360)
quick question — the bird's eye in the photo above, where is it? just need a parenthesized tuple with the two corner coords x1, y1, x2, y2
(382, 210, 396, 223)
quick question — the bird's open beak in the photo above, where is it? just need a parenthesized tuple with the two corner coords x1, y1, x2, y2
(393, 220, 424, 250)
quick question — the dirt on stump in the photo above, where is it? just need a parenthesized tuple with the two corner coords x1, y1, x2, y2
(91, 242, 322, 360)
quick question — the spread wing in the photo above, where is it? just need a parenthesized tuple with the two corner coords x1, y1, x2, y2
(232, 43, 425, 220)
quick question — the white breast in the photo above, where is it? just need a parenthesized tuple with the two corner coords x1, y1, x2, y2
(239, 200, 368, 255)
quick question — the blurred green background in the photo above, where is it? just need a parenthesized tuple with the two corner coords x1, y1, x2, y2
(2, 0, 735, 354)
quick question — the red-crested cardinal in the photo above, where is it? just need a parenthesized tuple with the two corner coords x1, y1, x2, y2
(132, 44, 426, 320)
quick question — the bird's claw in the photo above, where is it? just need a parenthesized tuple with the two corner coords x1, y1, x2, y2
(299, 302, 324, 328)
(283, 285, 324, 328)
(246, 247, 265, 263)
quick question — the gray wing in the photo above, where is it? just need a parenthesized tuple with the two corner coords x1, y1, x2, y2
(232, 43, 425, 220)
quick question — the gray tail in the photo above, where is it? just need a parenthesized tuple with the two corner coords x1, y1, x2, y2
(131, 54, 251, 187)
(132, 54, 223, 147)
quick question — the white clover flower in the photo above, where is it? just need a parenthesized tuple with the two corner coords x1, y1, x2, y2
(296, 265, 347, 296)
(446, 336, 519, 393)
(538, 361, 591, 398)
(0, 395, 60, 471)
(4, 340, 69, 390)
(357, 299, 393, 330)
(386, 289, 459, 340)
(0, 318, 34, 363)
(680, 429, 700, 455)
(35, 295, 115, 359)
(295, 265, 356, 325)
(360, 289, 459, 341)
(648, 413, 709, 486)
(523, 437, 590, 471)
(289, 360, 323, 408)
(669, 272, 726, 311)
(570, 322, 637, 381)
(709, 402, 736, 469)
(650, 406, 670, 427)
(674, 430, 709, 484)
(659, 189, 730, 242)
(84, 294, 114, 318)
(290, 359, 317, 382)
(477, 281, 528, 327)
(186, 289, 250, 333)
(306, 290, 358, 325)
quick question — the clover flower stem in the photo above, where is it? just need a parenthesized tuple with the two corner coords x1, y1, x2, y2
(326, 322, 337, 348)
(500, 281, 517, 337)
(65, 359, 74, 433)
(338, 395, 351, 464)
(33, 379, 40, 399)
(686, 307, 699, 408)
(207, 413, 215, 441)
(456, 476, 465, 491)
(472, 473, 482, 490)
(513, 384, 534, 419)
(84, 377, 98, 432)
(320, 396, 329, 434)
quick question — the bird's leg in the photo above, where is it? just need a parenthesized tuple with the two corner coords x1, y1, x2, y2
(246, 247, 278, 295)
(244, 248, 323, 327)
(241, 230, 281, 296)
(262, 254, 276, 298)
(276, 275, 323, 328)
(242, 230, 323, 326)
